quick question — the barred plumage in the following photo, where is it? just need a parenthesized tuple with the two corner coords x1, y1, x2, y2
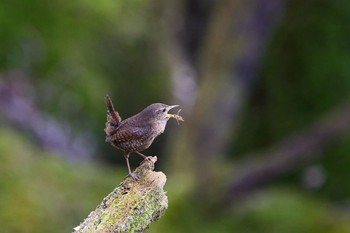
(104, 95, 184, 179)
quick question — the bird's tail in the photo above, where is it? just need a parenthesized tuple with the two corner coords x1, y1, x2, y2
(104, 95, 122, 136)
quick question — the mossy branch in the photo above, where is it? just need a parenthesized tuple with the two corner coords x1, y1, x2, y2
(73, 157, 168, 233)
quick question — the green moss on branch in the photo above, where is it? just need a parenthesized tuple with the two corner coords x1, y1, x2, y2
(73, 157, 168, 233)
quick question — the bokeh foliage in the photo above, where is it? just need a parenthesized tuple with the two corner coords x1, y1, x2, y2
(0, 0, 168, 162)
(0, 127, 119, 232)
(234, 0, 350, 202)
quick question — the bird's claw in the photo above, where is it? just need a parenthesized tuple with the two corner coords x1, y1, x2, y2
(143, 156, 153, 162)
(126, 172, 139, 181)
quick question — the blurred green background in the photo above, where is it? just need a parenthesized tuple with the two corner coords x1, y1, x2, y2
(1, 0, 350, 232)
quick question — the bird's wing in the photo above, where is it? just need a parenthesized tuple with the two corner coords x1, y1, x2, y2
(113, 124, 149, 142)
(108, 124, 151, 151)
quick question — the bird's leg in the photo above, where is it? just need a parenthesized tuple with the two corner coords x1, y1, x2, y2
(135, 151, 153, 162)
(124, 153, 138, 180)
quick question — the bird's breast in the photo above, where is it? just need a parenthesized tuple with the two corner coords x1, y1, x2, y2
(152, 120, 167, 136)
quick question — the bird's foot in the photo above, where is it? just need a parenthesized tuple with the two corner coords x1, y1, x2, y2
(136, 151, 153, 163)
(139, 156, 156, 165)
(125, 172, 139, 181)
(143, 156, 153, 162)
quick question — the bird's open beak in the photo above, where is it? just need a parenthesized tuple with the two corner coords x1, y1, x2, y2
(166, 105, 179, 117)
(167, 105, 179, 111)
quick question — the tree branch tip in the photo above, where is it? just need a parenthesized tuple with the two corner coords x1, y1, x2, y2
(73, 155, 167, 233)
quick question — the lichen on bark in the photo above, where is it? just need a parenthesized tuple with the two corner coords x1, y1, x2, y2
(73, 157, 168, 233)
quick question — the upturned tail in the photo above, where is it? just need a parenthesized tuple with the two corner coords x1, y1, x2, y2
(104, 95, 122, 136)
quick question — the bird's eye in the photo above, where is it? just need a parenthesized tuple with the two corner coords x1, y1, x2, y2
(162, 108, 166, 112)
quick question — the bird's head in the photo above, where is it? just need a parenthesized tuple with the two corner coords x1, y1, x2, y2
(141, 103, 183, 123)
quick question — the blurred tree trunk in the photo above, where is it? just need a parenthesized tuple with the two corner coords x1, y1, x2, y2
(159, 0, 285, 198)
(223, 99, 350, 204)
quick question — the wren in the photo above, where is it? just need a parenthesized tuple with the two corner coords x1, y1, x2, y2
(104, 95, 184, 179)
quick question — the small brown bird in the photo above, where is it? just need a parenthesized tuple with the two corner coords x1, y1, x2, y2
(104, 95, 184, 179)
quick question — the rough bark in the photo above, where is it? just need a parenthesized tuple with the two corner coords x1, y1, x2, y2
(73, 157, 168, 233)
